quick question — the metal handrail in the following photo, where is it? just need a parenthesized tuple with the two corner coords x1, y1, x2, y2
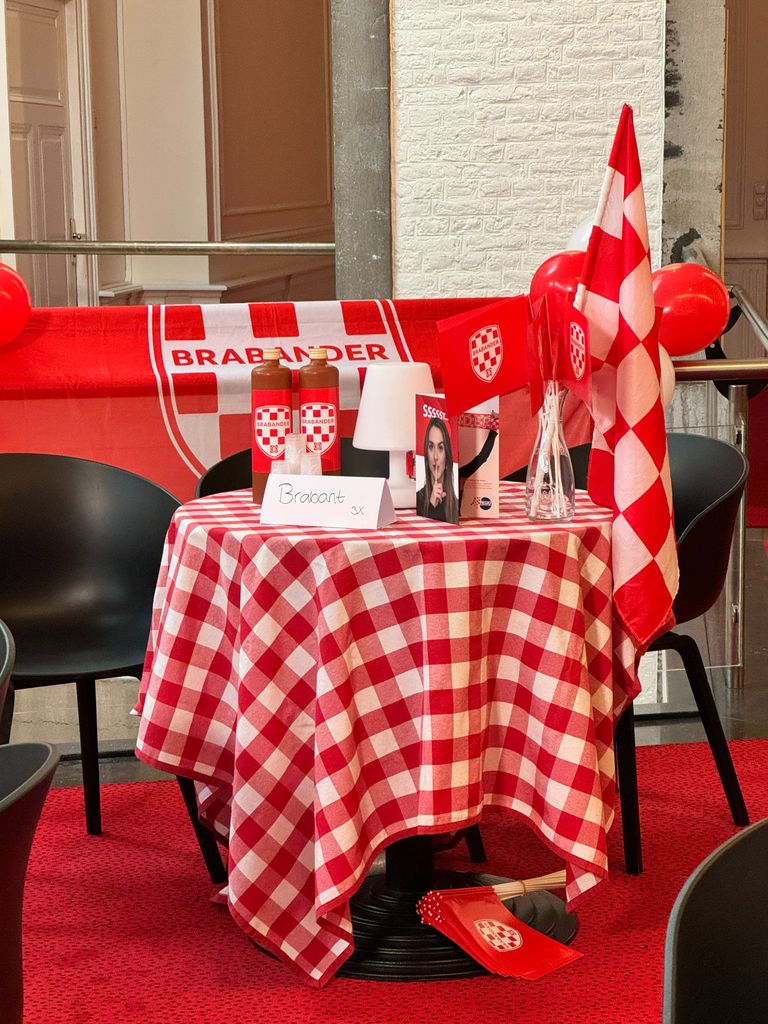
(672, 357, 768, 381)
(729, 284, 768, 355)
(0, 240, 335, 256)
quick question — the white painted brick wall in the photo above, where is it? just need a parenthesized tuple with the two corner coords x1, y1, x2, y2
(390, 0, 666, 298)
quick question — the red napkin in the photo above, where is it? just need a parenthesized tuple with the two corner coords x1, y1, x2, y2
(417, 887, 582, 980)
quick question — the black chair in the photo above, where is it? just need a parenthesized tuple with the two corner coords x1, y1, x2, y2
(618, 433, 750, 874)
(662, 817, 768, 1023)
(0, 739, 60, 1024)
(195, 439, 390, 498)
(504, 441, 592, 488)
(0, 454, 226, 885)
(0, 453, 179, 836)
(195, 447, 251, 498)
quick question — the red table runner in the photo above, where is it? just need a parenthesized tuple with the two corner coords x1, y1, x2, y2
(136, 483, 638, 986)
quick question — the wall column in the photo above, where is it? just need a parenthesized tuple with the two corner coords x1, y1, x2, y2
(331, 0, 393, 299)
(662, 0, 727, 269)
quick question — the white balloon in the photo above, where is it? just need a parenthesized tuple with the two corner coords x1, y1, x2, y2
(659, 345, 675, 410)
(566, 216, 593, 251)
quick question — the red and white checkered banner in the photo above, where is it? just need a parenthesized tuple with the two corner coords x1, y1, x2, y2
(0, 299, 592, 500)
(575, 104, 679, 649)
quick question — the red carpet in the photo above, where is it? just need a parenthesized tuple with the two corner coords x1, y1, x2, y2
(22, 740, 768, 1024)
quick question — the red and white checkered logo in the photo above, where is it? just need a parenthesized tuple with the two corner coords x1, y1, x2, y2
(569, 321, 587, 381)
(473, 918, 523, 953)
(469, 325, 503, 382)
(255, 405, 291, 458)
(300, 402, 337, 455)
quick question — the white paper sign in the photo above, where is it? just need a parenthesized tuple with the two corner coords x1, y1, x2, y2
(260, 474, 396, 530)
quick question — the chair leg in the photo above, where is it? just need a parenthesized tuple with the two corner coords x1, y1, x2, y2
(669, 632, 749, 827)
(463, 824, 487, 863)
(176, 775, 228, 885)
(75, 677, 102, 835)
(614, 703, 642, 874)
(0, 682, 14, 744)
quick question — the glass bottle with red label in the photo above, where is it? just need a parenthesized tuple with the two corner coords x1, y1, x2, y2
(251, 348, 292, 502)
(298, 347, 340, 474)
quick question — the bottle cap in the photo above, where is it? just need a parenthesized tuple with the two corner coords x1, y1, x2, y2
(308, 347, 327, 360)
(263, 348, 281, 360)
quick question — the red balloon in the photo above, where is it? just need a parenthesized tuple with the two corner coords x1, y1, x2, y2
(652, 263, 730, 356)
(529, 250, 586, 306)
(0, 262, 30, 346)
(0, 263, 30, 346)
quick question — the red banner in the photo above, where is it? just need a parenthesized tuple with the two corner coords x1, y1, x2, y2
(0, 299, 591, 501)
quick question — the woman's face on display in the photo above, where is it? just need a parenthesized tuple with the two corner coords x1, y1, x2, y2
(427, 425, 446, 484)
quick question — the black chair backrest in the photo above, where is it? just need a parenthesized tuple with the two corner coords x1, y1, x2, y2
(195, 448, 250, 498)
(668, 433, 747, 625)
(504, 442, 591, 487)
(0, 453, 180, 638)
(505, 433, 745, 627)
(567, 442, 591, 490)
(196, 439, 390, 498)
(0, 619, 14, 726)
(0, 742, 60, 1024)
(662, 817, 768, 1024)
(340, 437, 389, 478)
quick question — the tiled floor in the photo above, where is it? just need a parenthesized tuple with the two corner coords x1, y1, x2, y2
(52, 527, 768, 789)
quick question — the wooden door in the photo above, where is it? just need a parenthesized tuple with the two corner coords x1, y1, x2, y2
(6, 0, 78, 305)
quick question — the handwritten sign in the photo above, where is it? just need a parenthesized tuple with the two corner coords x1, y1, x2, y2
(260, 475, 396, 530)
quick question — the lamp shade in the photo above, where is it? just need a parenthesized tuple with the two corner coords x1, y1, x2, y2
(353, 362, 435, 452)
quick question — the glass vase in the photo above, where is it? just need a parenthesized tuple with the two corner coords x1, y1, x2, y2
(525, 381, 575, 522)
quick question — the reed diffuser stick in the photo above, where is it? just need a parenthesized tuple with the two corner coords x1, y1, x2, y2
(491, 869, 567, 900)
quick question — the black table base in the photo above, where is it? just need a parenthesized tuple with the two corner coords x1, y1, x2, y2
(336, 835, 577, 981)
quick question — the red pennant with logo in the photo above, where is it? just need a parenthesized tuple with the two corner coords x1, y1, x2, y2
(526, 296, 552, 415)
(436, 296, 530, 416)
(525, 292, 592, 414)
(417, 887, 582, 979)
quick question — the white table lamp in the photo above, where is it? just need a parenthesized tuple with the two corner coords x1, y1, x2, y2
(353, 362, 435, 508)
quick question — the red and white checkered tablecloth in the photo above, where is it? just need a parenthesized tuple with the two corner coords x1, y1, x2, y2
(136, 482, 639, 986)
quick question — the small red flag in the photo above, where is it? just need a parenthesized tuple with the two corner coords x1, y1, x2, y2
(417, 887, 582, 979)
(526, 292, 592, 414)
(436, 296, 530, 416)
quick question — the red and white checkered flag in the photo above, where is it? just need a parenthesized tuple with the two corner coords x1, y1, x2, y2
(576, 104, 678, 649)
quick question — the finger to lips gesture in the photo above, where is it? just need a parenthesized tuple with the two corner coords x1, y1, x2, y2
(431, 481, 445, 507)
